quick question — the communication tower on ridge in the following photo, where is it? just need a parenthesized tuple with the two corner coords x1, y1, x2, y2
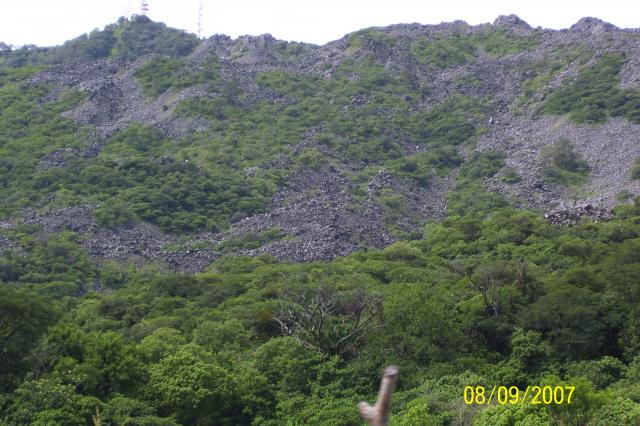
(197, 2, 204, 39)
(141, 0, 149, 16)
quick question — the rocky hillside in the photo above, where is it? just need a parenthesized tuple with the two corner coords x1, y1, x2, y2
(1, 14, 640, 271)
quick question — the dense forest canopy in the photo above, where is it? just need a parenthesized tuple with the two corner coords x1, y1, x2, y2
(2, 201, 640, 424)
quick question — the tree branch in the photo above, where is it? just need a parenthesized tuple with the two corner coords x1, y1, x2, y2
(358, 366, 399, 426)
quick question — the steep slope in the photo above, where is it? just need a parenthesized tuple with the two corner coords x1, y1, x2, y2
(1, 15, 640, 271)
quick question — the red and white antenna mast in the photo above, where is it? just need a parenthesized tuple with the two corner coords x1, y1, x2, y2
(140, 0, 149, 16)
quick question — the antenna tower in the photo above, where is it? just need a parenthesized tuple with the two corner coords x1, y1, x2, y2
(140, 0, 149, 16)
(197, 2, 204, 39)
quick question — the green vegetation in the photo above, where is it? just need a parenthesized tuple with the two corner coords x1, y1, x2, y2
(502, 167, 522, 184)
(4, 21, 640, 425)
(346, 28, 397, 54)
(88, 148, 269, 233)
(0, 16, 199, 67)
(617, 190, 634, 203)
(110, 16, 199, 60)
(389, 148, 462, 187)
(540, 139, 589, 185)
(516, 44, 591, 110)
(474, 28, 541, 56)
(402, 95, 485, 146)
(539, 53, 640, 124)
(216, 228, 287, 253)
(134, 55, 219, 97)
(410, 29, 540, 69)
(0, 73, 86, 216)
(273, 41, 309, 59)
(459, 150, 506, 179)
(3, 199, 640, 424)
(2, 49, 484, 234)
(632, 158, 640, 180)
(0, 76, 269, 232)
(411, 34, 476, 68)
(175, 66, 482, 180)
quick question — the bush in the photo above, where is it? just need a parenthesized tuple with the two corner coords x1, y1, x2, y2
(111, 16, 199, 60)
(459, 151, 506, 179)
(217, 228, 286, 253)
(404, 95, 484, 146)
(134, 55, 218, 97)
(502, 167, 522, 183)
(0, 16, 200, 66)
(539, 53, 640, 124)
(411, 34, 476, 68)
(539, 139, 589, 185)
(474, 28, 540, 56)
(632, 158, 640, 180)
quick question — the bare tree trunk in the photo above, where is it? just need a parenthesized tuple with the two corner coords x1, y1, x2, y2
(358, 366, 399, 426)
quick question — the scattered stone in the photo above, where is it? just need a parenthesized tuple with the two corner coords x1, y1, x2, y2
(544, 204, 614, 226)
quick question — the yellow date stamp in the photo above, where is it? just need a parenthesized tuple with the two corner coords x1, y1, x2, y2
(463, 385, 576, 405)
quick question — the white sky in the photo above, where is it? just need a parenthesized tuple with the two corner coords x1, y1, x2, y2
(0, 0, 638, 48)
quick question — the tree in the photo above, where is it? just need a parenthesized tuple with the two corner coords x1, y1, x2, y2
(0, 286, 58, 391)
(148, 344, 272, 425)
(274, 285, 384, 356)
(451, 259, 516, 318)
(4, 378, 100, 425)
(139, 327, 186, 363)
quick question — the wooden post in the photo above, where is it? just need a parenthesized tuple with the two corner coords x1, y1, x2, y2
(358, 365, 399, 426)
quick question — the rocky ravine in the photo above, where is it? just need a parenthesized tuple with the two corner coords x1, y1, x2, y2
(4, 15, 640, 272)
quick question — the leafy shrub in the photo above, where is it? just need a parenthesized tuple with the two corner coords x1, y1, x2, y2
(111, 15, 199, 60)
(94, 200, 137, 228)
(0, 16, 199, 67)
(474, 28, 541, 56)
(102, 123, 168, 154)
(217, 228, 286, 253)
(89, 159, 268, 233)
(379, 188, 407, 213)
(632, 158, 640, 180)
(617, 190, 634, 203)
(459, 151, 506, 179)
(539, 53, 640, 124)
(173, 96, 233, 120)
(134, 55, 218, 97)
(502, 167, 522, 183)
(447, 181, 508, 216)
(410, 29, 538, 69)
(539, 139, 589, 185)
(404, 95, 484, 146)
(346, 28, 397, 53)
(294, 148, 330, 171)
(411, 34, 476, 68)
(389, 148, 461, 186)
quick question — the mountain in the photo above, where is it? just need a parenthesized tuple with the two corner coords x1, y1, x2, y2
(2, 15, 640, 425)
(0, 15, 639, 271)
